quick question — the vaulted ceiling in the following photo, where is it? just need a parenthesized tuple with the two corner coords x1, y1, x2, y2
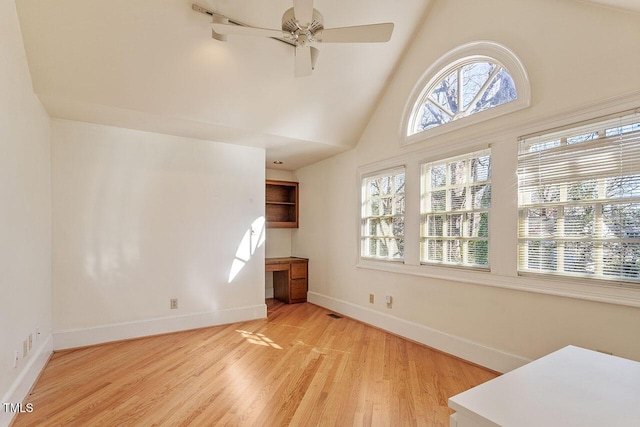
(581, 0, 640, 13)
(15, 0, 430, 170)
(15, 0, 639, 170)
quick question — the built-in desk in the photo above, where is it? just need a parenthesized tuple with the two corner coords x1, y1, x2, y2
(265, 257, 308, 304)
(449, 345, 640, 427)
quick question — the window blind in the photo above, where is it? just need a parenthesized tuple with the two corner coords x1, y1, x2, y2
(420, 149, 491, 268)
(517, 110, 640, 283)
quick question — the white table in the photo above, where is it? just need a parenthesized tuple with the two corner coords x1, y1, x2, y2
(449, 345, 640, 427)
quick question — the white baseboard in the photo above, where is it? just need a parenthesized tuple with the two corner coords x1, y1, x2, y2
(53, 304, 267, 350)
(0, 334, 53, 427)
(307, 292, 530, 373)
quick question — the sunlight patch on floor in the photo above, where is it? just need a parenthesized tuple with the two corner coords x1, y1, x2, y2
(237, 329, 282, 349)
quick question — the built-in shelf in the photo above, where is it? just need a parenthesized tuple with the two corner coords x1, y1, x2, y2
(266, 180, 299, 228)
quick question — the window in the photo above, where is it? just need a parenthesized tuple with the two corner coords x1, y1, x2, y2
(361, 167, 406, 261)
(402, 42, 530, 145)
(518, 111, 640, 284)
(409, 61, 516, 135)
(421, 150, 491, 268)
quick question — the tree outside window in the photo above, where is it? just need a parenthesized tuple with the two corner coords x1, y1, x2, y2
(421, 151, 491, 268)
(361, 168, 405, 261)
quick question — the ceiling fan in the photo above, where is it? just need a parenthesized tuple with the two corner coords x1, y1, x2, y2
(209, 0, 394, 77)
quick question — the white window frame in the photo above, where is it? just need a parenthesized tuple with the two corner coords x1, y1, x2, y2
(401, 41, 531, 146)
(360, 166, 406, 262)
(421, 150, 491, 269)
(358, 93, 640, 308)
(518, 110, 640, 284)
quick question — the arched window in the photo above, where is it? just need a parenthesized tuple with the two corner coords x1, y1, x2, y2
(402, 42, 530, 144)
(411, 60, 516, 133)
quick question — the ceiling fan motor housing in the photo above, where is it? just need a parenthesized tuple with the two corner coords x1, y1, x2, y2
(282, 8, 324, 46)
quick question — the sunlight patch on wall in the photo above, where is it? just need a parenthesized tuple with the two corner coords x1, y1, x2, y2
(228, 216, 266, 283)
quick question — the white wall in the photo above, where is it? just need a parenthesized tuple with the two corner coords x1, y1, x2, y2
(51, 120, 266, 349)
(0, 0, 52, 424)
(294, 0, 640, 372)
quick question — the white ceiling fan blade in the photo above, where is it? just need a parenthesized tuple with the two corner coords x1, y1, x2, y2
(212, 22, 284, 39)
(293, 0, 314, 27)
(317, 23, 394, 43)
(295, 45, 313, 78)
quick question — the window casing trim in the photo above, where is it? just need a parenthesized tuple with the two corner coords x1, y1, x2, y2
(401, 41, 531, 146)
(360, 166, 406, 262)
(357, 91, 640, 308)
(420, 149, 492, 268)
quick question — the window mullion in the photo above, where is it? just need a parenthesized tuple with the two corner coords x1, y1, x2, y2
(463, 160, 471, 265)
(557, 185, 567, 273)
(462, 212, 469, 265)
(557, 205, 565, 273)
(445, 166, 452, 263)
(457, 68, 463, 117)
(464, 66, 501, 118)
(594, 201, 604, 276)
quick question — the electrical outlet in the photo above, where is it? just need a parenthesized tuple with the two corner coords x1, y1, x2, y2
(369, 294, 374, 304)
(170, 298, 178, 309)
(28, 333, 33, 351)
(385, 295, 393, 308)
(13, 351, 19, 368)
(23, 340, 28, 358)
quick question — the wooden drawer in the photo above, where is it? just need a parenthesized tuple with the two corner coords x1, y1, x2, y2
(291, 261, 307, 279)
(290, 279, 307, 301)
(266, 257, 308, 304)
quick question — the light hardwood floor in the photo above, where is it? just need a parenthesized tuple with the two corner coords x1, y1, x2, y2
(13, 300, 497, 426)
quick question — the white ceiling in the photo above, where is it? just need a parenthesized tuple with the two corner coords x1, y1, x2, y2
(580, 0, 640, 13)
(15, 0, 431, 170)
(15, 0, 638, 171)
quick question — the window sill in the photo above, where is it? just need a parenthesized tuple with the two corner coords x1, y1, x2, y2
(419, 262, 490, 273)
(359, 257, 405, 266)
(356, 259, 640, 308)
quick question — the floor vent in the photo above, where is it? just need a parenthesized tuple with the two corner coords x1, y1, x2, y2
(327, 313, 342, 319)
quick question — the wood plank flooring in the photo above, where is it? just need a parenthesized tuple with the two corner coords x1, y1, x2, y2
(12, 300, 497, 426)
